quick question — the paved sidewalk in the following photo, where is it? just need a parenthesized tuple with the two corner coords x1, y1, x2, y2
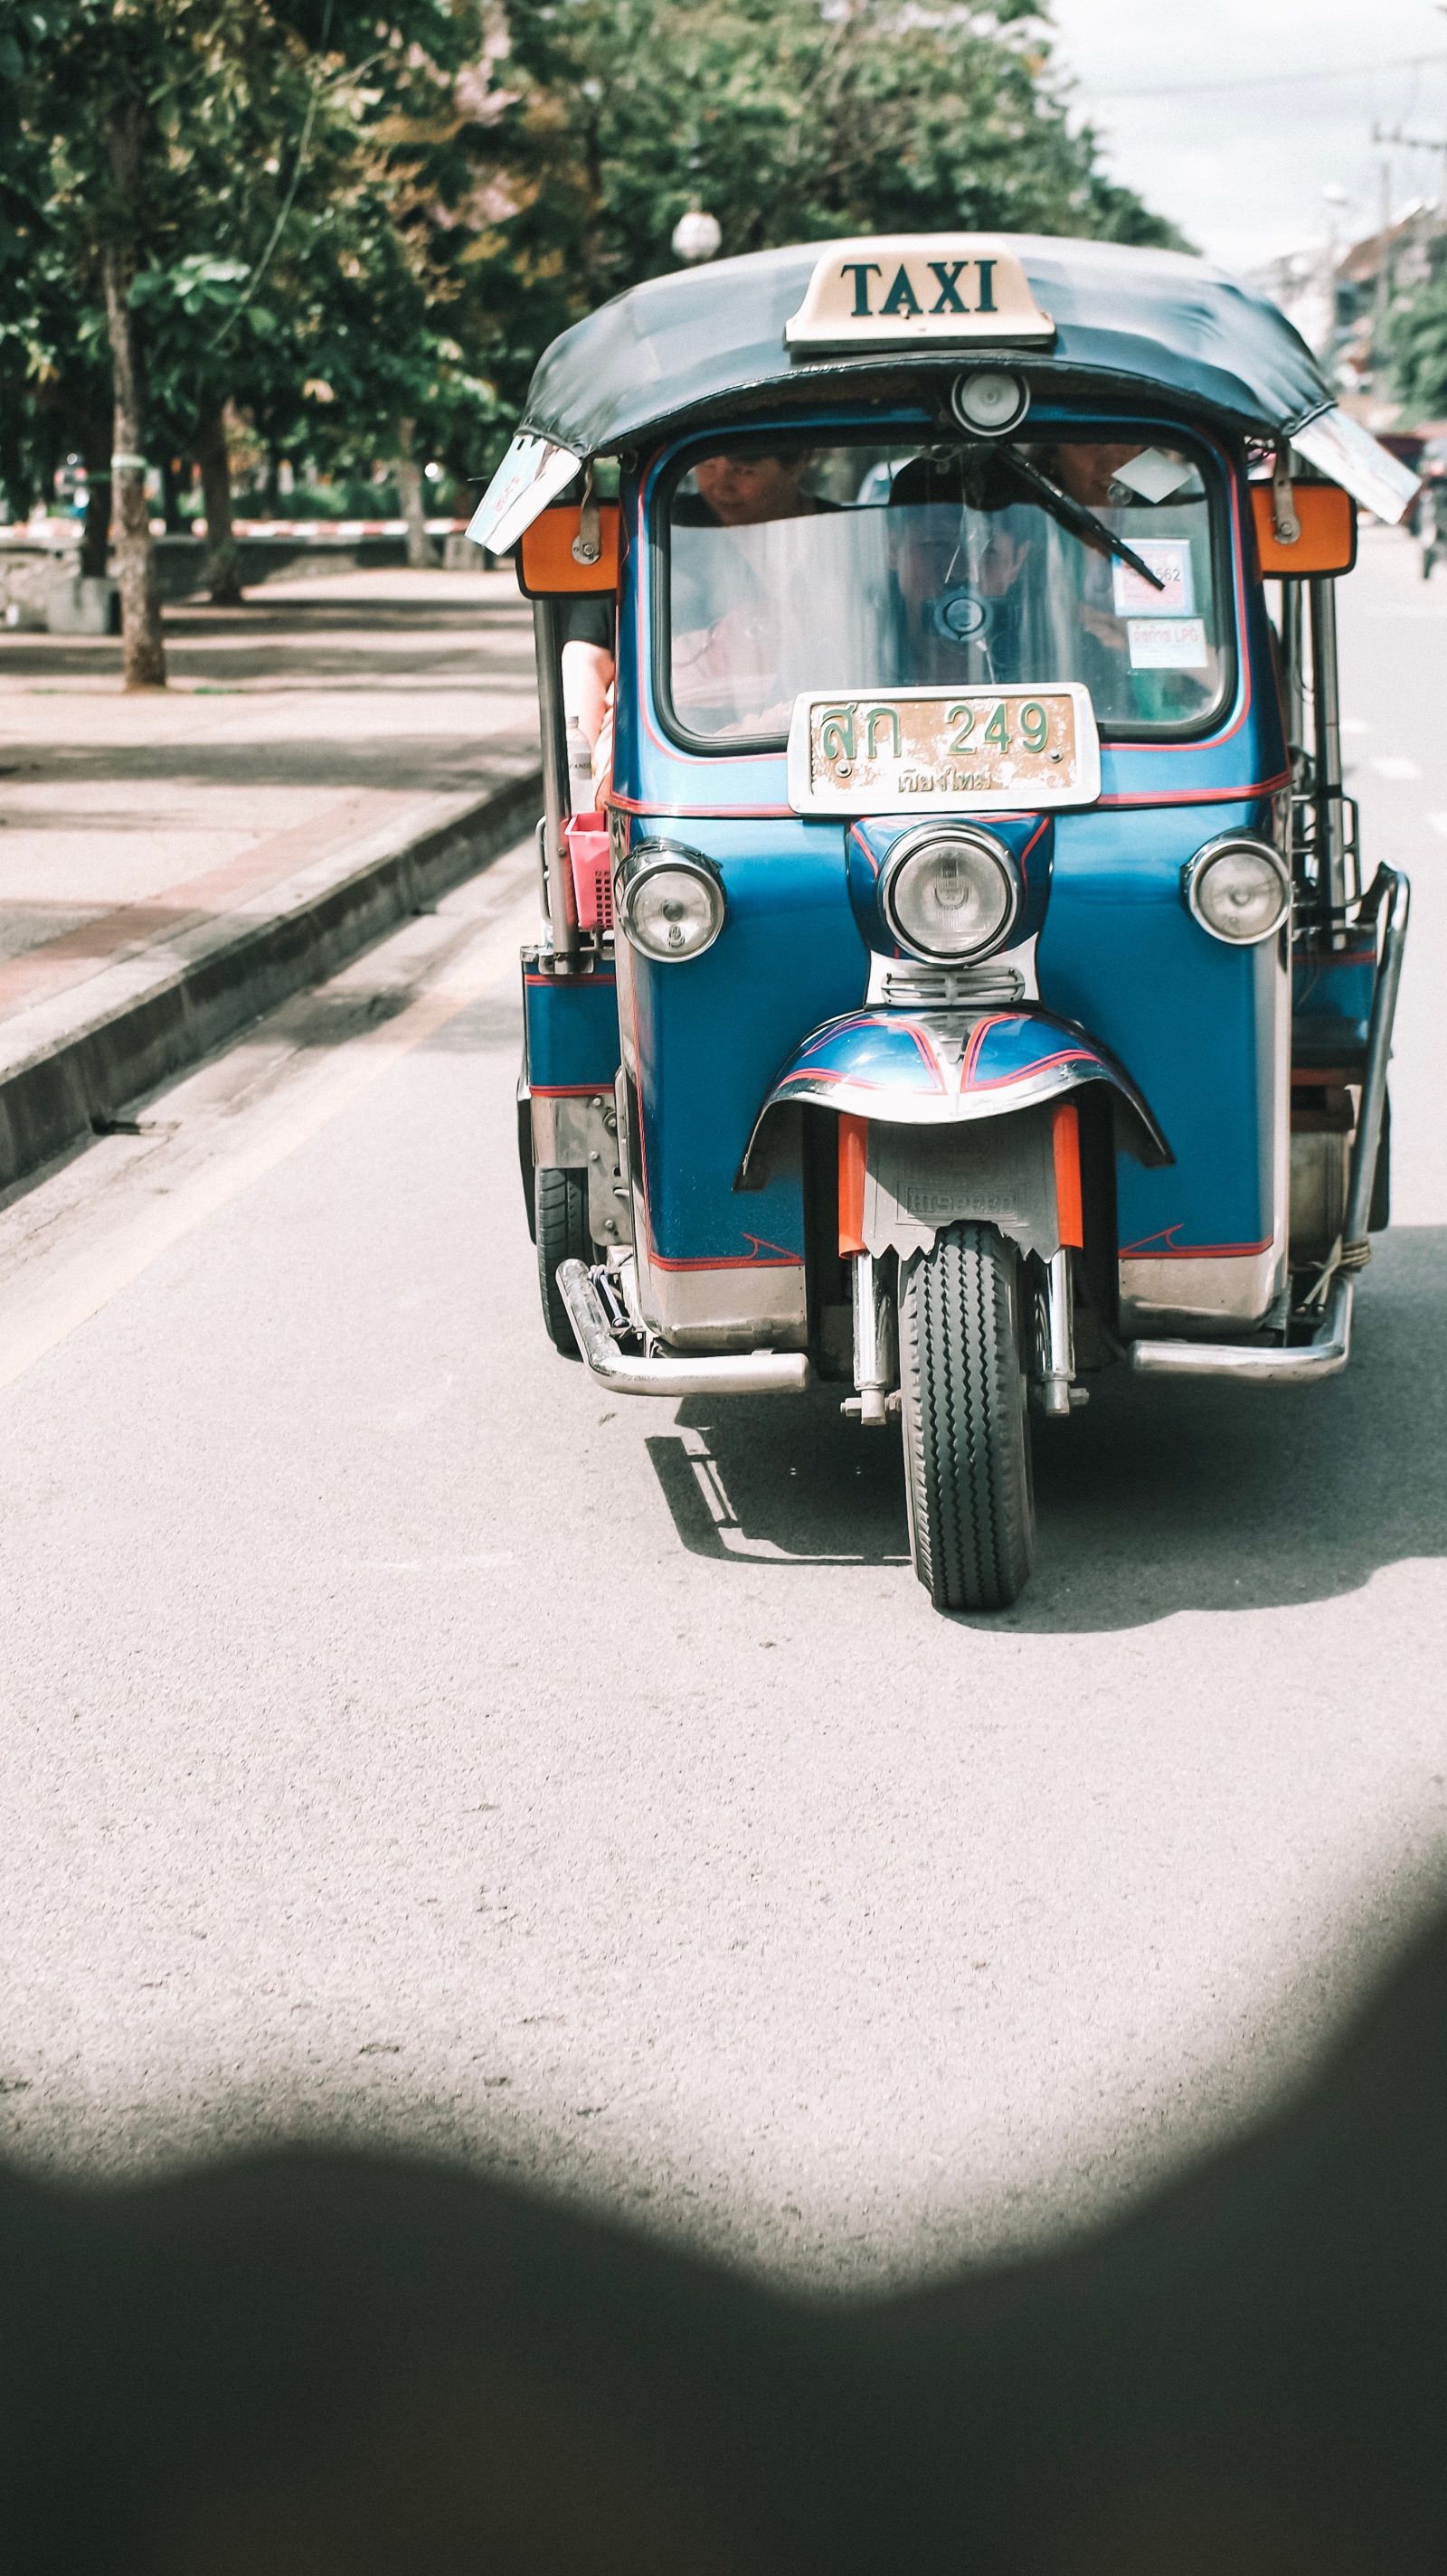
(0, 567, 540, 1185)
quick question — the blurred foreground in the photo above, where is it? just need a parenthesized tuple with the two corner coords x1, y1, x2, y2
(5, 1898, 1446, 2571)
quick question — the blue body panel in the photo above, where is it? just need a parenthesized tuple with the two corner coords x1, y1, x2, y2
(523, 956, 620, 1094)
(601, 408, 1292, 1273)
(620, 824, 866, 1262)
(1292, 939, 1376, 1065)
(1036, 800, 1280, 1256)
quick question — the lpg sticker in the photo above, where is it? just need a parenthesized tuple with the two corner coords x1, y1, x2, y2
(1127, 616, 1208, 670)
(1112, 540, 1194, 615)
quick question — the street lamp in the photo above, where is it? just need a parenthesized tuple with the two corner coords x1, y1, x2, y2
(671, 207, 722, 264)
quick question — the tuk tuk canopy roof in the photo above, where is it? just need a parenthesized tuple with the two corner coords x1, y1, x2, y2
(468, 234, 1420, 550)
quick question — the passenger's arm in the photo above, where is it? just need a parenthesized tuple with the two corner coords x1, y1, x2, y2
(562, 640, 615, 748)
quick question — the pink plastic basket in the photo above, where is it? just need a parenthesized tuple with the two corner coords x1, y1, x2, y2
(564, 814, 613, 932)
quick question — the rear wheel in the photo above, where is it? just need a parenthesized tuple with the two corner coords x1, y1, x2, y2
(899, 1221, 1035, 1612)
(535, 1165, 592, 1355)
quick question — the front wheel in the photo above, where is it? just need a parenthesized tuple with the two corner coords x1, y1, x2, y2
(899, 1221, 1035, 1612)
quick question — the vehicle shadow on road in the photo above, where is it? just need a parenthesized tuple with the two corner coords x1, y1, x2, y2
(646, 1392, 911, 1568)
(644, 1230, 1447, 1625)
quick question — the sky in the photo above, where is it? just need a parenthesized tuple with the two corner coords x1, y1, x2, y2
(1046, 0, 1447, 275)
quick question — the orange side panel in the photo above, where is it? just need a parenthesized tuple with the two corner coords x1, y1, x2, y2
(838, 1114, 867, 1256)
(1052, 1100, 1083, 1249)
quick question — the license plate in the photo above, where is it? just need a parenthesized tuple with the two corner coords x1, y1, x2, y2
(786, 684, 1101, 816)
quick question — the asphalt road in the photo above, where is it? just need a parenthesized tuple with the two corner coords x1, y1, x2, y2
(0, 527, 1443, 2294)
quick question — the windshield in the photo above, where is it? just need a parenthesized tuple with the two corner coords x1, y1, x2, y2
(660, 435, 1230, 745)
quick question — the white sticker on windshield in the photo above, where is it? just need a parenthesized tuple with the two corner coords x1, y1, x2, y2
(1111, 448, 1198, 505)
(1112, 541, 1195, 616)
(1128, 616, 1208, 670)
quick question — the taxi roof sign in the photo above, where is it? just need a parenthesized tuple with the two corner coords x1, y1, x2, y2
(785, 235, 1055, 354)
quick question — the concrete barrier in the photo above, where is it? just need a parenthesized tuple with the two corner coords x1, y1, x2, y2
(0, 767, 542, 1194)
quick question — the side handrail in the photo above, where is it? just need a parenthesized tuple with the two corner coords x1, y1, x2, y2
(1341, 864, 1410, 1255)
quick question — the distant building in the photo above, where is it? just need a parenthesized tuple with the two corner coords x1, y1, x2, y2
(1249, 203, 1443, 430)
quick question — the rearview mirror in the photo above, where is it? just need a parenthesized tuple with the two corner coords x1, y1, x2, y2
(517, 503, 620, 596)
(1251, 481, 1357, 577)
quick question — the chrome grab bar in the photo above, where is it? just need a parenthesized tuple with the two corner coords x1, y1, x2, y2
(1342, 864, 1410, 1252)
(558, 1260, 810, 1396)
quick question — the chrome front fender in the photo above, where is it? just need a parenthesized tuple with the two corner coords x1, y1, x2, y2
(737, 1005, 1170, 1188)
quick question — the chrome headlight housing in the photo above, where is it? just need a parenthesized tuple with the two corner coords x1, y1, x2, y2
(950, 367, 1030, 437)
(1183, 835, 1291, 946)
(880, 826, 1022, 964)
(616, 840, 725, 963)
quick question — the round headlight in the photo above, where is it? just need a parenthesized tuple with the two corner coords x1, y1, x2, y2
(1184, 836, 1291, 945)
(881, 826, 1021, 963)
(617, 847, 725, 962)
(950, 368, 1030, 438)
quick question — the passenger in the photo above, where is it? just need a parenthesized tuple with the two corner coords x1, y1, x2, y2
(666, 447, 835, 739)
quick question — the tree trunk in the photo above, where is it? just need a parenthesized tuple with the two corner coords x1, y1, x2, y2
(195, 403, 242, 606)
(397, 420, 437, 569)
(100, 100, 166, 690)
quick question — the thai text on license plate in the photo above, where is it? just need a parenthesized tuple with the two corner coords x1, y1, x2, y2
(786, 685, 1101, 816)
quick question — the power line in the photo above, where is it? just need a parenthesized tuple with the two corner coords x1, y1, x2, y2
(1091, 50, 1447, 101)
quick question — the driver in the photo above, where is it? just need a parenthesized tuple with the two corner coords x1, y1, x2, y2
(563, 447, 828, 779)
(884, 453, 1035, 684)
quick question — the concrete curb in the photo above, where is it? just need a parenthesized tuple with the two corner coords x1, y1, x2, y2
(0, 765, 542, 1194)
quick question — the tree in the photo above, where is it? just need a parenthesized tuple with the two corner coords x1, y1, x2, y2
(477, 0, 1185, 443)
(1392, 262, 1447, 420)
(2, 0, 495, 683)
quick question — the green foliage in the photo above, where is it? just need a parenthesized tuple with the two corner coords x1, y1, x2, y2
(1391, 266, 1447, 421)
(482, 0, 1185, 430)
(0, 0, 501, 510)
(0, 0, 1182, 513)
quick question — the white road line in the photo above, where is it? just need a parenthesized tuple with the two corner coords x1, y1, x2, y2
(1370, 756, 1422, 780)
(1429, 814, 1447, 839)
(0, 892, 530, 1394)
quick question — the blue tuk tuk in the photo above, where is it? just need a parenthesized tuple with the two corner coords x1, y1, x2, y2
(468, 233, 1416, 1612)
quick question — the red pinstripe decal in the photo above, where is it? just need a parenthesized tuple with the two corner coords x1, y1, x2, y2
(966, 1043, 1097, 1094)
(960, 1014, 1007, 1083)
(847, 824, 881, 879)
(610, 777, 1287, 818)
(1120, 1231, 1272, 1259)
(608, 790, 797, 818)
(648, 1243, 802, 1270)
(896, 1021, 947, 1087)
(1098, 769, 1290, 810)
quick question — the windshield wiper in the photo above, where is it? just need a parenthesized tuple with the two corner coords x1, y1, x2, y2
(1002, 448, 1168, 592)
